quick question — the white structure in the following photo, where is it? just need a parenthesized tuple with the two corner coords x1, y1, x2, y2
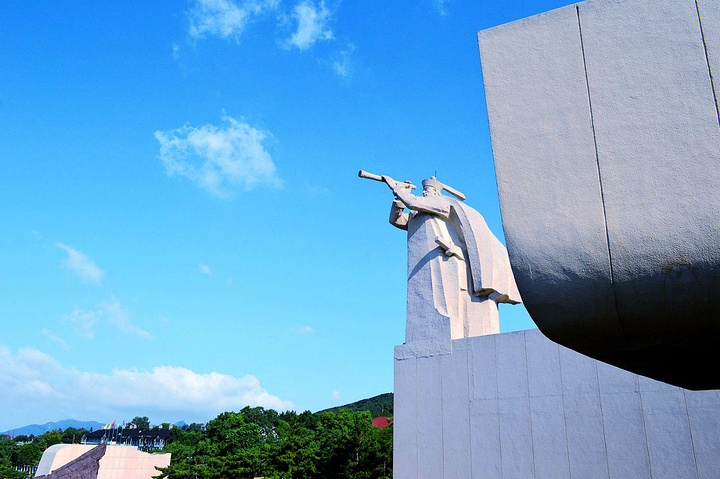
(479, 0, 720, 389)
(35, 444, 171, 479)
(389, 0, 720, 475)
(394, 329, 720, 479)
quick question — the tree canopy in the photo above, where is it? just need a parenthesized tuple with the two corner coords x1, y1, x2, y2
(156, 407, 392, 479)
(0, 401, 393, 479)
(130, 416, 151, 430)
(318, 393, 394, 418)
(0, 431, 69, 478)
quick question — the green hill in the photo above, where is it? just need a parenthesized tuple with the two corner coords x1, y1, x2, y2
(317, 393, 393, 418)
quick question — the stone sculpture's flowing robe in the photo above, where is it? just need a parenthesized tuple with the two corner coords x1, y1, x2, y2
(448, 199, 521, 303)
(402, 195, 521, 341)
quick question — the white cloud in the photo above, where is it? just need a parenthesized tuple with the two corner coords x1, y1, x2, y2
(333, 59, 348, 77)
(100, 299, 153, 340)
(155, 113, 282, 198)
(199, 263, 212, 276)
(332, 390, 340, 399)
(292, 326, 314, 334)
(332, 43, 354, 78)
(0, 347, 294, 431)
(434, 0, 448, 15)
(57, 243, 104, 286)
(187, 0, 278, 42)
(286, 0, 333, 50)
(42, 329, 70, 351)
(62, 308, 99, 339)
(172, 43, 181, 60)
(62, 299, 152, 340)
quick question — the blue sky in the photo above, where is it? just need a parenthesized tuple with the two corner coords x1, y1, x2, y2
(0, 0, 575, 431)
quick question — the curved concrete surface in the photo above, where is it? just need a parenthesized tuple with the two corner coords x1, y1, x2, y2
(478, 0, 720, 389)
(35, 443, 170, 478)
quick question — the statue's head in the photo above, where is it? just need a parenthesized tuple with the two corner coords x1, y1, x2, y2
(422, 177, 442, 197)
(421, 176, 467, 201)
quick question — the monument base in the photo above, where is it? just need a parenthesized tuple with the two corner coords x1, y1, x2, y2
(394, 329, 720, 478)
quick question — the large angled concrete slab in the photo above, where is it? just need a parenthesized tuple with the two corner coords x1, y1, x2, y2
(479, 0, 720, 389)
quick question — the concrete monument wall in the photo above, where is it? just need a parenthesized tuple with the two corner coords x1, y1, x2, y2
(35, 444, 106, 479)
(478, 0, 720, 389)
(35, 443, 171, 479)
(394, 329, 720, 479)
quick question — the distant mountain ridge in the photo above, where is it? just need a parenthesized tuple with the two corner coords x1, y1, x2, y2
(317, 393, 393, 418)
(2, 419, 191, 437)
(1, 419, 105, 437)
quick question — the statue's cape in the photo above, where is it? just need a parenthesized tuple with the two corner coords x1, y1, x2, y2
(448, 199, 522, 304)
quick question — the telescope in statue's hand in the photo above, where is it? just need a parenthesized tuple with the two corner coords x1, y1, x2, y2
(358, 170, 416, 190)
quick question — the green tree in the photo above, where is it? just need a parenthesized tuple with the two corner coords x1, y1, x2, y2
(34, 430, 62, 451)
(318, 393, 394, 419)
(273, 418, 320, 479)
(355, 421, 393, 479)
(156, 439, 215, 479)
(156, 407, 393, 479)
(182, 423, 204, 433)
(11, 443, 42, 467)
(240, 406, 278, 437)
(130, 416, 151, 430)
(315, 409, 373, 478)
(157, 412, 269, 479)
(0, 438, 24, 479)
(205, 412, 261, 454)
(61, 427, 86, 444)
(0, 438, 18, 465)
(167, 428, 202, 447)
(0, 464, 26, 479)
(206, 412, 268, 478)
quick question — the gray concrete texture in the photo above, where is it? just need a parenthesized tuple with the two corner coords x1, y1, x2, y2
(394, 329, 720, 479)
(478, 0, 720, 389)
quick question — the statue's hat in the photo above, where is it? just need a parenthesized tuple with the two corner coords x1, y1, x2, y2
(422, 176, 466, 201)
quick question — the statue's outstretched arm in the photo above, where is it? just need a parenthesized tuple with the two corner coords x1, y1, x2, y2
(394, 185, 450, 219)
(389, 199, 409, 230)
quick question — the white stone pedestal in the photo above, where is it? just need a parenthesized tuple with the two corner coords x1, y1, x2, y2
(394, 329, 720, 478)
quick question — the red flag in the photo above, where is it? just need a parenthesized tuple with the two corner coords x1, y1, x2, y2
(111, 421, 116, 429)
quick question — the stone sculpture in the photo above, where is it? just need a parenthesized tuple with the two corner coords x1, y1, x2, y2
(360, 170, 521, 343)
